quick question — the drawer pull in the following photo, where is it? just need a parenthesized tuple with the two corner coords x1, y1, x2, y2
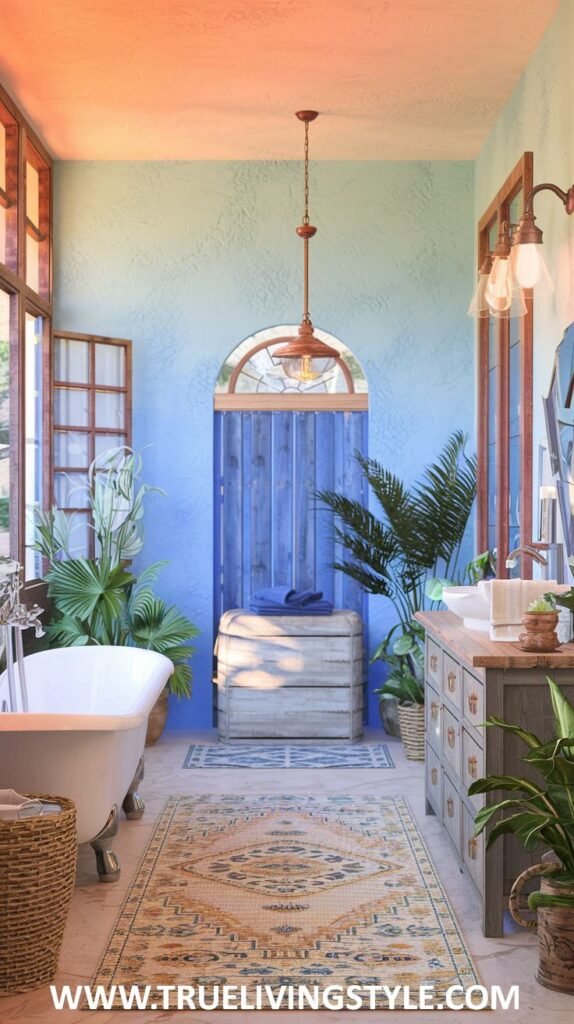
(447, 671, 457, 693)
(447, 726, 456, 748)
(468, 837, 478, 860)
(447, 797, 455, 818)
(430, 653, 438, 672)
(468, 755, 478, 779)
(431, 767, 438, 785)
(431, 701, 440, 720)
(468, 692, 479, 715)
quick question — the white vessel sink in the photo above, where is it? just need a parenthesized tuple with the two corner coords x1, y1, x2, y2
(442, 580, 569, 637)
(442, 586, 490, 632)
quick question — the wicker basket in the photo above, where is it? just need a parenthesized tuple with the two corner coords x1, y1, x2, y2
(0, 795, 77, 994)
(397, 702, 425, 761)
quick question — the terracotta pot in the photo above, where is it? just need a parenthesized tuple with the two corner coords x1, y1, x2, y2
(510, 864, 574, 994)
(145, 686, 169, 746)
(519, 611, 560, 653)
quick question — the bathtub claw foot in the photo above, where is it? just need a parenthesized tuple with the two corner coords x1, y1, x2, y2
(122, 755, 145, 820)
(91, 804, 121, 882)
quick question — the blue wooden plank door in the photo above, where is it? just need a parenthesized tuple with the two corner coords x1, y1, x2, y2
(214, 410, 368, 622)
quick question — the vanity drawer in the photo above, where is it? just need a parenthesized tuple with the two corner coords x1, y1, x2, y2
(463, 670, 484, 735)
(442, 652, 461, 709)
(443, 771, 462, 851)
(463, 803, 484, 893)
(442, 705, 460, 778)
(462, 728, 485, 808)
(427, 638, 442, 687)
(425, 743, 442, 814)
(426, 683, 442, 755)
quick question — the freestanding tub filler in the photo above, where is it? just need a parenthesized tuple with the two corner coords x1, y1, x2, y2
(0, 645, 173, 881)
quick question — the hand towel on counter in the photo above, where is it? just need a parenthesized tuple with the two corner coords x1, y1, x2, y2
(488, 579, 568, 641)
(489, 578, 524, 640)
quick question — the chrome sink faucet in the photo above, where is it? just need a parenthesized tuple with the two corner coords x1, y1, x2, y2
(505, 545, 549, 570)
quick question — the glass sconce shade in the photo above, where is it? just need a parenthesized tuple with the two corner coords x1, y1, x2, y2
(467, 267, 491, 318)
(485, 256, 513, 313)
(512, 241, 554, 291)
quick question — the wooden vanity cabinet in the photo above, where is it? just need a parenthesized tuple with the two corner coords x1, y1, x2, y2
(416, 611, 574, 937)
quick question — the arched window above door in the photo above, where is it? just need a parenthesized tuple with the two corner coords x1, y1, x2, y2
(215, 325, 368, 409)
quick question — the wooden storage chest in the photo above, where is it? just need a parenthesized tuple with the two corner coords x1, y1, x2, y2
(216, 609, 364, 742)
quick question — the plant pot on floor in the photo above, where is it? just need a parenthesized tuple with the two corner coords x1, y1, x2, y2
(510, 864, 574, 994)
(378, 694, 401, 738)
(145, 687, 169, 746)
(519, 611, 560, 653)
(397, 702, 425, 761)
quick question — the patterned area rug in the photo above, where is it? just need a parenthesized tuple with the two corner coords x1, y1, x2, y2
(94, 796, 479, 1009)
(182, 743, 395, 769)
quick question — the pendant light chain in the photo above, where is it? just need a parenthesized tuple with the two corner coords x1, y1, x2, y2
(303, 119, 310, 226)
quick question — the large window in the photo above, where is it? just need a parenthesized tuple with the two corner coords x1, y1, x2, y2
(476, 153, 534, 577)
(0, 83, 52, 584)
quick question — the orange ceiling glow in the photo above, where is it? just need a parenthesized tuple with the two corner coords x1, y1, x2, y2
(0, 0, 560, 160)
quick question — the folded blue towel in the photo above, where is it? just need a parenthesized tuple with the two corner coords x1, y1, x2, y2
(249, 597, 333, 616)
(252, 587, 324, 607)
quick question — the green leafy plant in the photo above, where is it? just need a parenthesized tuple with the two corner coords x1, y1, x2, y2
(465, 549, 497, 585)
(33, 448, 198, 698)
(527, 595, 557, 614)
(469, 678, 574, 911)
(317, 431, 476, 707)
(372, 621, 425, 706)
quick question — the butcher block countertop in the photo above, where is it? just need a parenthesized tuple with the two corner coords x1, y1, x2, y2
(415, 610, 574, 669)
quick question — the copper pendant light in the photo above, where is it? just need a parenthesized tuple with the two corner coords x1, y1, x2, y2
(273, 111, 339, 383)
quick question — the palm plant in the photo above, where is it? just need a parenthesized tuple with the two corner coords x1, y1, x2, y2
(469, 678, 574, 911)
(33, 448, 198, 698)
(317, 431, 476, 705)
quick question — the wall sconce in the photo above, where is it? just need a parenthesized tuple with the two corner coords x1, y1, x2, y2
(469, 179, 574, 319)
(468, 222, 526, 319)
(512, 181, 574, 288)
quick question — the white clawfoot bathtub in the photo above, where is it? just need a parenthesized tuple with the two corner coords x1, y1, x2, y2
(0, 646, 173, 878)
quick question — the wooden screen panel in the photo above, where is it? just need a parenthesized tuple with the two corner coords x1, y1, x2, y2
(214, 409, 368, 624)
(477, 153, 533, 577)
(52, 331, 132, 556)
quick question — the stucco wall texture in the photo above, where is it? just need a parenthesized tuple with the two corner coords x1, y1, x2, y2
(475, 0, 574, 477)
(53, 159, 475, 727)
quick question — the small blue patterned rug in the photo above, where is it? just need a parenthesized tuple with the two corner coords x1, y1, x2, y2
(182, 743, 395, 769)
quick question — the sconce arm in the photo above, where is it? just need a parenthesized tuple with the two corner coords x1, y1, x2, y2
(524, 182, 574, 217)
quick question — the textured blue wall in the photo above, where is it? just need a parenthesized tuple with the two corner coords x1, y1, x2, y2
(53, 159, 475, 728)
(475, 0, 574, 478)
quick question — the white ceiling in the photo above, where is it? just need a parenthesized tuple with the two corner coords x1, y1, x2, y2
(0, 0, 560, 160)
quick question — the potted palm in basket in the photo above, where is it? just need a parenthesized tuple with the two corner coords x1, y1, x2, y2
(469, 677, 574, 993)
(33, 448, 198, 744)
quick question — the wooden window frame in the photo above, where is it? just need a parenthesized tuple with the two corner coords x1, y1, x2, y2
(476, 153, 534, 577)
(52, 331, 133, 558)
(0, 81, 52, 591)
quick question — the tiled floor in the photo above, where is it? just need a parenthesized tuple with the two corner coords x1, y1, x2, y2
(2, 730, 572, 1023)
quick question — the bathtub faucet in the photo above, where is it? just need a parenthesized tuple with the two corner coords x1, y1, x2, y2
(0, 599, 45, 638)
(0, 558, 45, 713)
